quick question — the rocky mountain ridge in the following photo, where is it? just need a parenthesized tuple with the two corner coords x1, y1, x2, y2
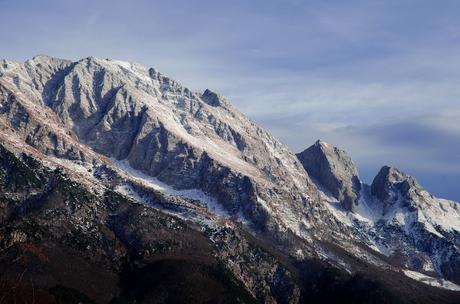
(0, 55, 326, 233)
(298, 138, 460, 285)
(0, 55, 460, 303)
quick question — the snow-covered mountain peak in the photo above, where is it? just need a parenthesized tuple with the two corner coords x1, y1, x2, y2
(369, 165, 460, 235)
(373, 166, 418, 187)
(371, 166, 424, 213)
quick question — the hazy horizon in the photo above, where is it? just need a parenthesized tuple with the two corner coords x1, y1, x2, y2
(2, 0, 459, 201)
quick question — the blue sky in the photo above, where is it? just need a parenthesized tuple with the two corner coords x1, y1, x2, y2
(1, 0, 460, 200)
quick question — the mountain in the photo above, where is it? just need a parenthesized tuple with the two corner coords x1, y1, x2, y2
(0, 55, 459, 303)
(298, 139, 460, 285)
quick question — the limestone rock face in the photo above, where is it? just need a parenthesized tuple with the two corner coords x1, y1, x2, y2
(0, 55, 327, 235)
(2, 55, 460, 300)
(297, 140, 361, 211)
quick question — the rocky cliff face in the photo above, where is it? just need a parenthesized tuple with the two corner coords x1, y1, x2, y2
(296, 139, 361, 212)
(1, 55, 460, 303)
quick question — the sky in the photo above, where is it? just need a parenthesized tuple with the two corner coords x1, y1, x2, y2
(1, 0, 460, 200)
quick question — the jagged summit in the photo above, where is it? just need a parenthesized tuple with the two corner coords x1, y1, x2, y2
(371, 166, 421, 213)
(296, 139, 361, 211)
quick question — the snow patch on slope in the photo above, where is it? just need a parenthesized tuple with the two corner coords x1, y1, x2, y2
(324, 200, 353, 227)
(403, 270, 460, 291)
(323, 192, 392, 257)
(354, 187, 382, 224)
(256, 196, 270, 210)
(421, 195, 460, 234)
(111, 158, 230, 218)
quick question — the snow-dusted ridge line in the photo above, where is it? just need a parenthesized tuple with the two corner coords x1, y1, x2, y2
(327, 183, 460, 239)
(110, 158, 230, 218)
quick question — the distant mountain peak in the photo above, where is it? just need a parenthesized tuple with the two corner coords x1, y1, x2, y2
(371, 166, 422, 212)
(297, 140, 361, 211)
